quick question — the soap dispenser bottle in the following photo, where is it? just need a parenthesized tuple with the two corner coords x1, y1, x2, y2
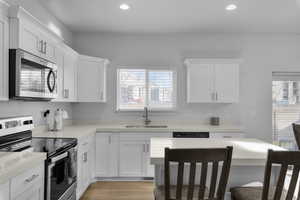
(53, 109, 63, 131)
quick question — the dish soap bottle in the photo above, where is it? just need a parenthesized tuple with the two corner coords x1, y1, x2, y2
(53, 109, 63, 131)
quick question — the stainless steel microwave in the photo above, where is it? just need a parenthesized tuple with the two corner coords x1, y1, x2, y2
(9, 49, 58, 100)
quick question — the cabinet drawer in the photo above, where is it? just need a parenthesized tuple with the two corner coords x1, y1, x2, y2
(0, 182, 9, 200)
(11, 164, 43, 199)
(79, 135, 93, 152)
(119, 132, 171, 141)
(210, 132, 245, 138)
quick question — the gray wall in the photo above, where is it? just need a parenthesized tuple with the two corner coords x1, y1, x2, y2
(72, 32, 300, 142)
(5, 0, 73, 45)
(0, 101, 72, 126)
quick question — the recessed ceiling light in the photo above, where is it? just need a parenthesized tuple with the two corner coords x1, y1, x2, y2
(120, 4, 130, 10)
(226, 4, 237, 11)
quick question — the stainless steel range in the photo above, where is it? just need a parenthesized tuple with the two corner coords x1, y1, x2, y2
(0, 116, 77, 200)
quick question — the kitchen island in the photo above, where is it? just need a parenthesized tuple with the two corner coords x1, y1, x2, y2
(150, 138, 285, 199)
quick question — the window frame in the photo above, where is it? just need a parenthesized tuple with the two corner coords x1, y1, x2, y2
(116, 68, 177, 112)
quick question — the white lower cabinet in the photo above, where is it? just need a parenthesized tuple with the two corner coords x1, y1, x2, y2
(14, 185, 43, 200)
(210, 132, 245, 138)
(95, 133, 119, 177)
(0, 163, 44, 200)
(95, 132, 171, 178)
(119, 140, 146, 177)
(0, 182, 9, 200)
(11, 164, 44, 200)
(77, 134, 95, 199)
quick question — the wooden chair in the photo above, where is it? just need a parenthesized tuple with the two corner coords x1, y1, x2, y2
(231, 150, 300, 200)
(154, 146, 233, 200)
(292, 123, 300, 149)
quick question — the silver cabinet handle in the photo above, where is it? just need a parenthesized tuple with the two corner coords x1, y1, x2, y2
(216, 92, 218, 101)
(83, 152, 88, 162)
(82, 142, 88, 146)
(64, 89, 69, 98)
(108, 135, 111, 144)
(211, 92, 216, 101)
(44, 41, 47, 54)
(100, 91, 103, 100)
(147, 144, 150, 153)
(39, 40, 44, 53)
(25, 174, 39, 183)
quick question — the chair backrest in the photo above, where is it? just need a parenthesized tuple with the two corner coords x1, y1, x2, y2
(292, 123, 300, 150)
(262, 150, 300, 200)
(164, 146, 233, 200)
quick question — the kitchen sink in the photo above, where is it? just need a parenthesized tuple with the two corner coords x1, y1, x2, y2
(125, 125, 168, 128)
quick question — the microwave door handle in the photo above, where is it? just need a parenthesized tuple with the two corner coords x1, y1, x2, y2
(47, 70, 56, 93)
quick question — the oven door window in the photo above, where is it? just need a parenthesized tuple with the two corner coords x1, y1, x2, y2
(20, 61, 48, 96)
(49, 156, 76, 200)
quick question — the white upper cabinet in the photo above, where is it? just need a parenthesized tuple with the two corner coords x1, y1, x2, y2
(77, 55, 109, 102)
(185, 59, 241, 103)
(9, 6, 58, 63)
(52, 45, 78, 102)
(215, 63, 239, 103)
(186, 63, 214, 103)
(62, 46, 78, 102)
(0, 8, 9, 101)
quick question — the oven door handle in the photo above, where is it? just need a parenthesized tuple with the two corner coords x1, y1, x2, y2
(50, 152, 68, 163)
(47, 163, 55, 200)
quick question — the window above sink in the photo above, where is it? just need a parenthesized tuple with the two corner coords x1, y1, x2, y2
(116, 68, 177, 111)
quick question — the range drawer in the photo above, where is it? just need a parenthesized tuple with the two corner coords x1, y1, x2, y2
(10, 164, 44, 199)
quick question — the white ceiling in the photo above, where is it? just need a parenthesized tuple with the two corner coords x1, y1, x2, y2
(40, 0, 300, 34)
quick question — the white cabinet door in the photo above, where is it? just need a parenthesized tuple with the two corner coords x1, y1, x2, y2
(0, 182, 9, 200)
(0, 13, 8, 101)
(215, 64, 239, 103)
(186, 64, 214, 103)
(52, 48, 64, 101)
(14, 185, 43, 200)
(63, 49, 78, 101)
(19, 23, 42, 57)
(144, 142, 154, 177)
(43, 38, 56, 63)
(119, 140, 146, 177)
(210, 132, 245, 138)
(77, 147, 91, 197)
(95, 134, 118, 177)
(77, 55, 108, 102)
(185, 59, 240, 103)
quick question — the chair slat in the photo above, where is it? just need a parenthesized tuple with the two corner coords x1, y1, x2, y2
(209, 161, 219, 198)
(165, 148, 171, 200)
(293, 123, 300, 150)
(187, 162, 196, 200)
(160, 147, 232, 200)
(199, 162, 208, 200)
(176, 162, 184, 200)
(274, 164, 288, 200)
(286, 165, 300, 200)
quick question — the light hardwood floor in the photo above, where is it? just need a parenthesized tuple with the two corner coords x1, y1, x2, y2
(80, 181, 155, 200)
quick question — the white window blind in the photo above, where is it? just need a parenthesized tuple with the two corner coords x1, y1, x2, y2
(117, 69, 175, 110)
(272, 72, 300, 150)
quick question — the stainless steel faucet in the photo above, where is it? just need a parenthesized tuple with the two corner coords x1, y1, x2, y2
(143, 107, 151, 125)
